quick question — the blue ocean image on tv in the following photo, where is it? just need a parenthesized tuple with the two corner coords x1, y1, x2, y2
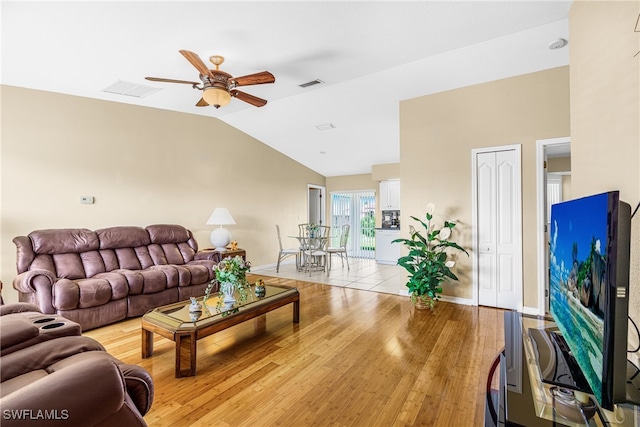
(549, 193, 609, 404)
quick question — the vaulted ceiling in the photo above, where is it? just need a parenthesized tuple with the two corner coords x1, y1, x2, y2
(1, 1, 571, 176)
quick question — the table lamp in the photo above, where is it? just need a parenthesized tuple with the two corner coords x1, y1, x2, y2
(206, 208, 236, 251)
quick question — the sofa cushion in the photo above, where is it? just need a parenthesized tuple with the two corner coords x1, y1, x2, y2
(138, 269, 169, 294)
(81, 250, 107, 277)
(114, 247, 143, 270)
(97, 226, 151, 249)
(146, 224, 190, 244)
(92, 272, 129, 300)
(0, 315, 39, 349)
(29, 228, 99, 254)
(147, 265, 181, 288)
(52, 253, 86, 279)
(52, 275, 127, 310)
(181, 263, 213, 285)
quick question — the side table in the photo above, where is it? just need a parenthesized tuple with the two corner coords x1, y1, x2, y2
(195, 248, 246, 263)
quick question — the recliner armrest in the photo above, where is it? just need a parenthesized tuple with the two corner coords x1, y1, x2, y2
(120, 364, 155, 416)
(0, 336, 105, 382)
(0, 303, 42, 316)
(0, 357, 132, 426)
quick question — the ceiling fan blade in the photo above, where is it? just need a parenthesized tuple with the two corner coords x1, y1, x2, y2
(232, 71, 275, 87)
(195, 98, 209, 107)
(179, 50, 213, 78)
(145, 77, 200, 86)
(231, 90, 267, 107)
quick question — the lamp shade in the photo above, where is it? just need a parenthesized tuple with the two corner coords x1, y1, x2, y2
(206, 208, 236, 226)
(202, 87, 231, 108)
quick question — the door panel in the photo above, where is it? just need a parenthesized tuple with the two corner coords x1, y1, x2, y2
(475, 148, 521, 310)
(477, 152, 497, 306)
(479, 253, 496, 305)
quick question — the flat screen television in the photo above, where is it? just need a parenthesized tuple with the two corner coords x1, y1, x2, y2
(542, 191, 632, 411)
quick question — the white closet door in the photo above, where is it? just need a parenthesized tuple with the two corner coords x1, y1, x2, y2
(476, 148, 521, 310)
(495, 150, 519, 309)
(477, 152, 497, 306)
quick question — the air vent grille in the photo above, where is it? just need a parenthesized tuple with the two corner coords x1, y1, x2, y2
(316, 123, 336, 131)
(103, 80, 161, 98)
(299, 79, 324, 88)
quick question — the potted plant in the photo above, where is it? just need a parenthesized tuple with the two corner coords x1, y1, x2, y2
(393, 204, 468, 310)
(203, 255, 251, 305)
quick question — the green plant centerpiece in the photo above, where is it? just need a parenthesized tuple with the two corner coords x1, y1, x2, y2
(203, 255, 251, 306)
(392, 204, 468, 310)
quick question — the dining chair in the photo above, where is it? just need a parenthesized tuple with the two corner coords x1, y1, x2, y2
(327, 224, 350, 273)
(300, 224, 330, 275)
(276, 225, 300, 272)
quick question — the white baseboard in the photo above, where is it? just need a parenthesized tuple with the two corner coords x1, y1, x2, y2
(439, 295, 474, 306)
(521, 306, 542, 316)
(251, 261, 294, 271)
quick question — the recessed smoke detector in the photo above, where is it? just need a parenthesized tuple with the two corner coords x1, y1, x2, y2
(299, 79, 324, 88)
(316, 123, 336, 131)
(103, 80, 161, 98)
(548, 38, 568, 50)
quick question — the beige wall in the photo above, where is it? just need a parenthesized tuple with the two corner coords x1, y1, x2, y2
(326, 174, 376, 193)
(0, 85, 325, 303)
(547, 156, 571, 173)
(400, 66, 570, 304)
(562, 175, 572, 202)
(569, 0, 640, 367)
(371, 163, 400, 181)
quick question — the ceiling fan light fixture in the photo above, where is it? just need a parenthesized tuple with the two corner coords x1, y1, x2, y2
(203, 86, 231, 108)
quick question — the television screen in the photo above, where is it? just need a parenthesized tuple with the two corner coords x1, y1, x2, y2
(549, 191, 631, 410)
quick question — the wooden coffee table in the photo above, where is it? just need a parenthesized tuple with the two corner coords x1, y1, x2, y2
(141, 283, 299, 377)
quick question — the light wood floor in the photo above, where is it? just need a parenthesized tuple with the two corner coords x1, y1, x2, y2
(84, 274, 505, 427)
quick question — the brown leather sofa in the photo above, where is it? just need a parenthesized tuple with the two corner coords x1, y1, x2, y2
(12, 224, 218, 330)
(0, 304, 153, 426)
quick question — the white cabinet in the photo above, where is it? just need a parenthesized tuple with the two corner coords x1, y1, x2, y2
(379, 180, 400, 210)
(375, 229, 401, 265)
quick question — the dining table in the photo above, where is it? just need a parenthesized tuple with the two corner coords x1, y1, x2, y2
(288, 234, 329, 274)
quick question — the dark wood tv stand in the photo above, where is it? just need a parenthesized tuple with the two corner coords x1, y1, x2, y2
(485, 312, 639, 426)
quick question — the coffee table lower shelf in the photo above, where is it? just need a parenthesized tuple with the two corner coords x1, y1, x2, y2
(141, 285, 299, 378)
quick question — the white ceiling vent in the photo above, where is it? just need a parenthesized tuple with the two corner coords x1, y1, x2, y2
(299, 79, 324, 88)
(316, 123, 336, 131)
(102, 80, 161, 98)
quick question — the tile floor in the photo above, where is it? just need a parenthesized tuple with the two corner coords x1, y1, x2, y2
(251, 256, 410, 296)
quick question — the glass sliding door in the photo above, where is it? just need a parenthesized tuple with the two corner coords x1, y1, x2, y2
(330, 191, 375, 259)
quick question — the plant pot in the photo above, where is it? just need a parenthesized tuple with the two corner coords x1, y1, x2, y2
(220, 282, 236, 304)
(413, 295, 434, 310)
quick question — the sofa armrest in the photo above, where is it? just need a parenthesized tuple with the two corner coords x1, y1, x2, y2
(0, 357, 130, 426)
(13, 270, 56, 294)
(194, 250, 218, 262)
(12, 270, 57, 314)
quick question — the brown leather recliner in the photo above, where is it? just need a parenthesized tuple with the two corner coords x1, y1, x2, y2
(0, 304, 153, 426)
(12, 224, 218, 330)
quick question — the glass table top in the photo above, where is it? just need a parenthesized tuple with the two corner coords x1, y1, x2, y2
(143, 283, 297, 330)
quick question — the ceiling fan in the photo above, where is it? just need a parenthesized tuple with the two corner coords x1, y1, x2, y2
(146, 50, 275, 109)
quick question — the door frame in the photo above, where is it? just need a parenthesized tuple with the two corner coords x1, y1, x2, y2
(307, 184, 326, 225)
(535, 136, 570, 316)
(471, 144, 523, 310)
